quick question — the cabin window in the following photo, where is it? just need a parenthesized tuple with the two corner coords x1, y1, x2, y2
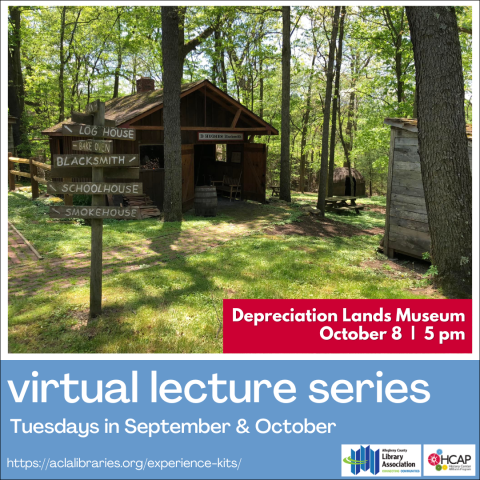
(216, 144, 227, 162)
(139, 144, 164, 169)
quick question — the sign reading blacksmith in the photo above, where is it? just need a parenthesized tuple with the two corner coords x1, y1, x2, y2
(62, 124, 136, 140)
(53, 154, 139, 167)
(48, 99, 142, 319)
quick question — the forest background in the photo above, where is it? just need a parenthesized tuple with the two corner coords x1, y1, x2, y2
(8, 5, 472, 195)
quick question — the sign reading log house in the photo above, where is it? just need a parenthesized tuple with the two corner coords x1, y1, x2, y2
(198, 132, 244, 141)
(49, 99, 142, 319)
(62, 124, 136, 140)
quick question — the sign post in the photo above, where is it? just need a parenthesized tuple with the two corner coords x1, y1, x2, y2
(90, 102, 105, 317)
(49, 100, 139, 319)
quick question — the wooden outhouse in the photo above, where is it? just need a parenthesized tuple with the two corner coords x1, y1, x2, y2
(383, 117, 472, 259)
(332, 166, 366, 197)
(42, 78, 278, 211)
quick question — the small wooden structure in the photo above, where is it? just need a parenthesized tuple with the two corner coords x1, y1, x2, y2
(383, 117, 472, 259)
(8, 116, 17, 153)
(332, 166, 366, 197)
(42, 79, 278, 212)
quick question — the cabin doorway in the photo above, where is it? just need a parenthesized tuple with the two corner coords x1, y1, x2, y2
(345, 176, 357, 196)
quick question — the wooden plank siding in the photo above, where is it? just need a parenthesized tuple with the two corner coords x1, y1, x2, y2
(385, 125, 472, 259)
(385, 127, 430, 258)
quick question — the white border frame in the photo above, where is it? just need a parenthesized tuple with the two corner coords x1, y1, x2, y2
(2, 0, 478, 361)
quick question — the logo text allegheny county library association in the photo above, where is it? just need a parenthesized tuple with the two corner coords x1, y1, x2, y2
(341, 445, 421, 477)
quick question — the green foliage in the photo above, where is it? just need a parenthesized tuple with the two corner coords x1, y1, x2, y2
(10, 5, 472, 193)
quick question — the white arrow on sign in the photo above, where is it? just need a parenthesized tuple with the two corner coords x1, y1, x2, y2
(50, 184, 57, 192)
(52, 208, 60, 214)
(64, 125, 73, 133)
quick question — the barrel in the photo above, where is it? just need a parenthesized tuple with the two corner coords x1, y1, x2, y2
(194, 186, 217, 217)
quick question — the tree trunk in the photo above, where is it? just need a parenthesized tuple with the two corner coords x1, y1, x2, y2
(280, 6, 291, 202)
(259, 57, 264, 118)
(58, 6, 67, 123)
(406, 6, 472, 297)
(328, 6, 346, 196)
(162, 6, 183, 222)
(299, 53, 316, 193)
(113, 17, 123, 99)
(316, 7, 341, 213)
(8, 6, 28, 156)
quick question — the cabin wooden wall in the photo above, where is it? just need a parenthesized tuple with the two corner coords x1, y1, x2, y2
(384, 127, 472, 259)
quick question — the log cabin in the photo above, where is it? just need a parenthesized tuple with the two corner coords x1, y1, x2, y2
(383, 117, 472, 259)
(42, 78, 278, 211)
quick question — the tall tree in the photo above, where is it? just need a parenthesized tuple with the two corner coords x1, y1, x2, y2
(406, 6, 471, 296)
(58, 7, 82, 122)
(8, 6, 30, 157)
(162, 6, 183, 222)
(327, 6, 346, 196)
(299, 52, 316, 193)
(280, 6, 291, 202)
(316, 6, 340, 214)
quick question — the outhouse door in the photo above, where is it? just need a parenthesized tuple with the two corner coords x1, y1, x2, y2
(243, 143, 266, 203)
(182, 144, 195, 212)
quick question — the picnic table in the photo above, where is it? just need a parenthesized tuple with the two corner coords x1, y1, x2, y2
(269, 185, 280, 196)
(325, 196, 364, 214)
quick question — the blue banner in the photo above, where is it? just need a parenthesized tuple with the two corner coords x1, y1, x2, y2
(1, 360, 478, 479)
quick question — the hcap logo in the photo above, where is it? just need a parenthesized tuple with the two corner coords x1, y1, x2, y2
(343, 445, 380, 475)
(427, 448, 472, 472)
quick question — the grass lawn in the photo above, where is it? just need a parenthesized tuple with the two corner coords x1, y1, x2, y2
(8, 188, 438, 354)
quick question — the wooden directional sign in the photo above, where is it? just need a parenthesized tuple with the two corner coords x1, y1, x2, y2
(72, 139, 113, 154)
(47, 182, 143, 195)
(85, 99, 100, 114)
(53, 154, 139, 168)
(50, 166, 140, 178)
(71, 112, 116, 127)
(49, 206, 140, 219)
(62, 124, 136, 141)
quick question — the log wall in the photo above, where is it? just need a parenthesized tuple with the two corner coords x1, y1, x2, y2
(385, 127, 472, 259)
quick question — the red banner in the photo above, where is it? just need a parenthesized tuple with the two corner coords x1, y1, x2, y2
(223, 300, 472, 354)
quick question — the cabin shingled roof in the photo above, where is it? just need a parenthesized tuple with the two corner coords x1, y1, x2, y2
(42, 79, 278, 135)
(384, 117, 472, 140)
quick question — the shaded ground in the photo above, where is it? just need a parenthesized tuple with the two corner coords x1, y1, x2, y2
(361, 255, 445, 299)
(264, 215, 384, 238)
(8, 222, 39, 266)
(358, 203, 386, 214)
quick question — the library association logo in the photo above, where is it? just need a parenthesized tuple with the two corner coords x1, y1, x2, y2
(341, 445, 421, 477)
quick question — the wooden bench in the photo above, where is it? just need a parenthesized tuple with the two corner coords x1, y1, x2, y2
(211, 175, 241, 201)
(269, 185, 280, 196)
